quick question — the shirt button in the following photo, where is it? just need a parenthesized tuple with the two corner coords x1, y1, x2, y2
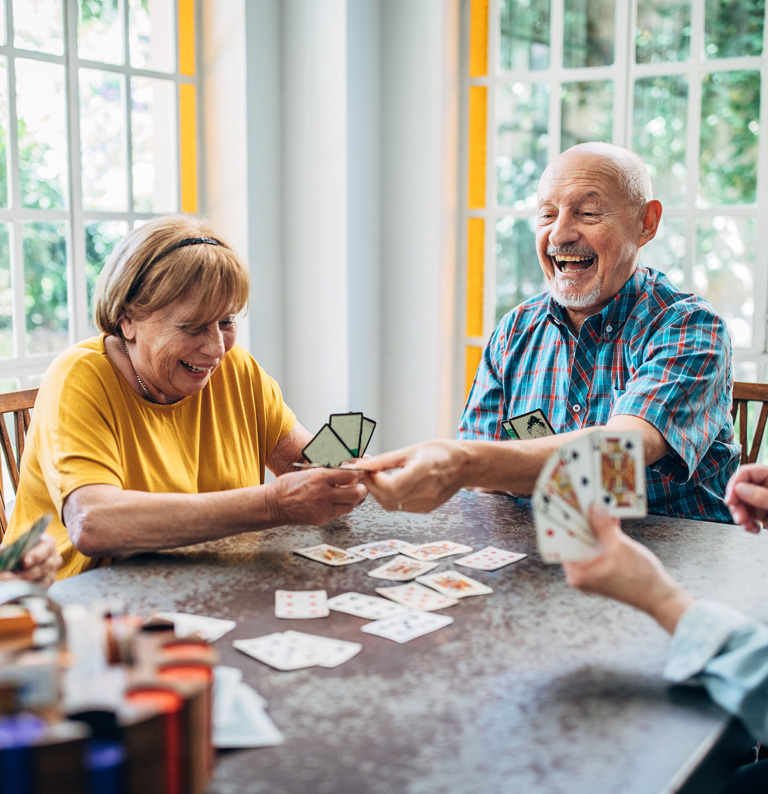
(573, 404, 581, 413)
(606, 325, 613, 333)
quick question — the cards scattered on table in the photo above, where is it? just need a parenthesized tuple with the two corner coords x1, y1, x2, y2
(234, 631, 362, 671)
(152, 611, 237, 642)
(0, 513, 52, 572)
(301, 411, 376, 466)
(532, 429, 647, 563)
(375, 582, 458, 612)
(346, 539, 410, 560)
(454, 547, 527, 571)
(504, 409, 555, 440)
(366, 555, 438, 581)
(327, 592, 408, 620)
(361, 610, 454, 643)
(398, 541, 473, 562)
(294, 544, 365, 566)
(416, 570, 493, 598)
(275, 590, 329, 619)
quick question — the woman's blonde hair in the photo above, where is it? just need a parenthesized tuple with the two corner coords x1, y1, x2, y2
(93, 215, 250, 336)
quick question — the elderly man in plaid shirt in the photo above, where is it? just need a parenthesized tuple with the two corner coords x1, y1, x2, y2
(363, 142, 738, 521)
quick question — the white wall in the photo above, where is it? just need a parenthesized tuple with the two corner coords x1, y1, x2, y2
(198, 0, 250, 346)
(202, 0, 462, 454)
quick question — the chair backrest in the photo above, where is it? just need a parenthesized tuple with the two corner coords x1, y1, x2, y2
(0, 388, 38, 538)
(731, 381, 768, 466)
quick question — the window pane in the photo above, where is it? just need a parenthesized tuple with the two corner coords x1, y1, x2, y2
(563, 0, 615, 68)
(561, 80, 613, 150)
(16, 59, 68, 210)
(699, 70, 760, 207)
(80, 68, 127, 211)
(0, 59, 8, 209)
(734, 360, 758, 382)
(633, 75, 688, 208)
(496, 82, 549, 209)
(499, 0, 550, 72)
(640, 216, 685, 287)
(13, 0, 64, 55)
(496, 216, 545, 321)
(129, 0, 175, 73)
(23, 222, 69, 355)
(0, 0, 6, 46)
(78, 0, 124, 65)
(635, 1, 691, 64)
(0, 223, 11, 358)
(85, 220, 127, 333)
(131, 76, 178, 213)
(694, 216, 754, 349)
(705, 0, 765, 60)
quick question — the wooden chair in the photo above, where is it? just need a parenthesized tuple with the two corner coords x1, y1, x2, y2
(0, 388, 38, 538)
(731, 382, 768, 465)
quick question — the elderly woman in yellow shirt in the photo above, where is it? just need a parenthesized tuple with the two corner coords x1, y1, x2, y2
(4, 216, 366, 579)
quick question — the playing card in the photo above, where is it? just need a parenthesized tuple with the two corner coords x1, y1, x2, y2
(591, 431, 647, 517)
(274, 590, 329, 619)
(294, 544, 365, 566)
(416, 570, 493, 598)
(533, 473, 594, 546)
(326, 592, 408, 620)
(213, 680, 284, 748)
(213, 665, 247, 727)
(501, 419, 519, 440)
(0, 514, 52, 572)
(361, 610, 454, 643)
(366, 555, 438, 581)
(375, 583, 458, 611)
(454, 546, 527, 571)
(234, 631, 361, 670)
(293, 462, 368, 471)
(538, 450, 583, 516)
(301, 424, 354, 466)
(359, 417, 376, 455)
(398, 541, 473, 561)
(282, 631, 362, 668)
(329, 412, 364, 456)
(152, 611, 236, 642)
(559, 434, 596, 514)
(346, 539, 410, 560)
(533, 495, 600, 563)
(234, 632, 327, 671)
(508, 409, 555, 440)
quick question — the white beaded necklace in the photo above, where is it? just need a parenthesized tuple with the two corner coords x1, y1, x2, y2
(122, 339, 160, 404)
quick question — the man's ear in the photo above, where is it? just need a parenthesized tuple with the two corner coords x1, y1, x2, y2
(638, 200, 662, 248)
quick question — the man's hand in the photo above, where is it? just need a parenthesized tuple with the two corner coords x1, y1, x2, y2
(562, 504, 693, 634)
(358, 440, 472, 513)
(725, 463, 768, 534)
(267, 468, 367, 526)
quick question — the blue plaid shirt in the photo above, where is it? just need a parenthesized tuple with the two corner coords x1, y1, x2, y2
(458, 266, 739, 522)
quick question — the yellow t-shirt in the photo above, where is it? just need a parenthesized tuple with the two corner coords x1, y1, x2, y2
(6, 336, 296, 579)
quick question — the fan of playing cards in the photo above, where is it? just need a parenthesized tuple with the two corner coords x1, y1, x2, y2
(533, 430, 647, 563)
(0, 514, 52, 572)
(299, 412, 376, 467)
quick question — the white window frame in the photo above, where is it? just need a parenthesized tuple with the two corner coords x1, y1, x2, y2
(0, 0, 196, 389)
(465, 0, 768, 381)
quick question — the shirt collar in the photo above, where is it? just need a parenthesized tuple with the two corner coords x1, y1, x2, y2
(545, 265, 649, 336)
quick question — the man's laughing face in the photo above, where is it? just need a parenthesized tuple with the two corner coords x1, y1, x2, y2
(535, 150, 646, 317)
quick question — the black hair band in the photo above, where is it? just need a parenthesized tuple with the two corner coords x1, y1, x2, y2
(150, 236, 224, 266)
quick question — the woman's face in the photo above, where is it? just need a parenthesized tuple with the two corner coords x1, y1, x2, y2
(120, 286, 237, 403)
